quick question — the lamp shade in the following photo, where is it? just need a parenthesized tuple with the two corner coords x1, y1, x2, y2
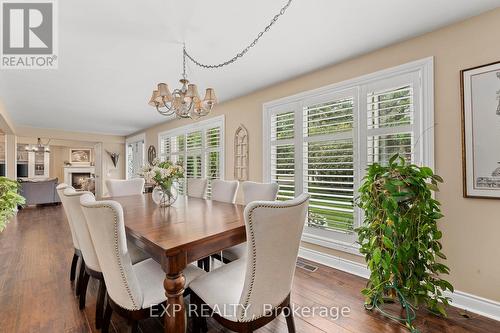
(204, 88, 217, 103)
(186, 84, 200, 100)
(154, 90, 166, 107)
(158, 83, 173, 101)
(148, 90, 158, 106)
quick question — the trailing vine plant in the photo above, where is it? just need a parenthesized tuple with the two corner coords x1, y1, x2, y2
(356, 155, 453, 331)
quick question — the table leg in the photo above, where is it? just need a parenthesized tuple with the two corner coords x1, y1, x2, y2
(163, 253, 187, 333)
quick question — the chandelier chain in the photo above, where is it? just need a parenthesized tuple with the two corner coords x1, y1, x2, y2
(183, 0, 293, 69)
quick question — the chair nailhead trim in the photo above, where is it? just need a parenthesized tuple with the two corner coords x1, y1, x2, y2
(239, 196, 308, 322)
(85, 203, 139, 310)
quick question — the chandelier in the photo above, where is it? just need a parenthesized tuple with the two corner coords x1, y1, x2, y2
(148, 47, 217, 120)
(148, 0, 293, 120)
(24, 138, 50, 152)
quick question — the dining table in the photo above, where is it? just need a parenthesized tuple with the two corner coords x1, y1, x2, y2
(110, 193, 247, 333)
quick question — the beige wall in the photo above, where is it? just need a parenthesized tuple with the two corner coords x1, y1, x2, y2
(15, 129, 126, 196)
(133, 8, 500, 302)
(47, 146, 95, 181)
(101, 142, 126, 196)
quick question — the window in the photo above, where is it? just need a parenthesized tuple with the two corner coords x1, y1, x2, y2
(126, 134, 145, 179)
(158, 116, 224, 197)
(263, 58, 433, 253)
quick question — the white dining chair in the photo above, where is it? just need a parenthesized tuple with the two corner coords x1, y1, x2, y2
(80, 194, 205, 333)
(63, 188, 106, 328)
(242, 181, 279, 205)
(221, 181, 279, 262)
(187, 178, 208, 199)
(211, 179, 239, 203)
(190, 194, 309, 333)
(204, 179, 239, 270)
(106, 178, 145, 197)
(56, 183, 81, 287)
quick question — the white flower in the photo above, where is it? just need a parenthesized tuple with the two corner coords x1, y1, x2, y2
(142, 170, 155, 183)
(160, 168, 171, 178)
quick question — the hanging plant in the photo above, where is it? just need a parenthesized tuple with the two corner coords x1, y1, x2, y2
(356, 155, 453, 331)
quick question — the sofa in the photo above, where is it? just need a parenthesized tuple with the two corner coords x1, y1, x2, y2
(19, 178, 61, 205)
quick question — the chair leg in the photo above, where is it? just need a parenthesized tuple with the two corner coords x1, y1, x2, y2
(284, 304, 296, 333)
(197, 257, 210, 272)
(95, 279, 107, 329)
(201, 315, 208, 333)
(75, 259, 85, 296)
(202, 257, 210, 272)
(78, 270, 90, 310)
(130, 320, 139, 333)
(70, 253, 78, 282)
(191, 293, 207, 333)
(102, 298, 113, 333)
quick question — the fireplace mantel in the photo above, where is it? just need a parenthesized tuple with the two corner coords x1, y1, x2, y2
(63, 166, 95, 187)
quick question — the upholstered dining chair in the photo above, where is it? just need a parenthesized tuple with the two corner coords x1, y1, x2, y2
(80, 194, 206, 333)
(106, 178, 145, 197)
(56, 183, 82, 289)
(187, 178, 208, 198)
(190, 194, 309, 333)
(221, 181, 279, 263)
(211, 179, 239, 203)
(63, 188, 150, 327)
(62, 187, 106, 328)
(242, 181, 279, 205)
(201, 179, 240, 271)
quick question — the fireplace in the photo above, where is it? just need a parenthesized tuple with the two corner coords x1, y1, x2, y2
(64, 166, 95, 192)
(71, 172, 91, 190)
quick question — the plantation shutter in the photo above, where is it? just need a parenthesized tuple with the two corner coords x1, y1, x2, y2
(270, 110, 296, 200)
(157, 117, 225, 197)
(303, 95, 356, 233)
(186, 131, 203, 179)
(363, 72, 420, 167)
(126, 140, 144, 179)
(264, 60, 432, 251)
(126, 143, 134, 179)
(206, 126, 222, 197)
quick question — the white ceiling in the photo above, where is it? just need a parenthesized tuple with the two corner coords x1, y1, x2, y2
(1, 0, 499, 136)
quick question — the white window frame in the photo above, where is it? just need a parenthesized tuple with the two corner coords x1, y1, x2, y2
(157, 115, 225, 182)
(263, 57, 434, 255)
(125, 133, 145, 179)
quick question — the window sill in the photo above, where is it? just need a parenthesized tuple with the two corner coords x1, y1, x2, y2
(302, 231, 362, 256)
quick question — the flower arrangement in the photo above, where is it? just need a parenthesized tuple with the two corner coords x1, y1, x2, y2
(141, 158, 184, 206)
(141, 158, 184, 189)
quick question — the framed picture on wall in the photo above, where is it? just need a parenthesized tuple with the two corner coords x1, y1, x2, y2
(461, 61, 500, 198)
(70, 148, 92, 165)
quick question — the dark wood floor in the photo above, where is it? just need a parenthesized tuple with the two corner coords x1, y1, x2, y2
(0, 205, 498, 333)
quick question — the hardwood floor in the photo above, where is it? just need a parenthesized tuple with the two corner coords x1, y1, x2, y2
(0, 205, 498, 333)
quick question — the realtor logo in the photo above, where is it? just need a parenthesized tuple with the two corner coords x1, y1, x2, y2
(1, 0, 58, 69)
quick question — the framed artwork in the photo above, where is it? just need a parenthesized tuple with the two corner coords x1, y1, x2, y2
(461, 61, 500, 198)
(70, 148, 92, 165)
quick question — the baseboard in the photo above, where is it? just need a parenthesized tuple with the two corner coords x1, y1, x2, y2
(442, 290, 500, 322)
(298, 247, 369, 279)
(298, 247, 500, 322)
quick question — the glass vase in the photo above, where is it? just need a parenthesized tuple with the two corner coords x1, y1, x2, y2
(152, 184, 178, 207)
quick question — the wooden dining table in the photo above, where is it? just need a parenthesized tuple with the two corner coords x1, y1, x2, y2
(110, 193, 247, 333)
